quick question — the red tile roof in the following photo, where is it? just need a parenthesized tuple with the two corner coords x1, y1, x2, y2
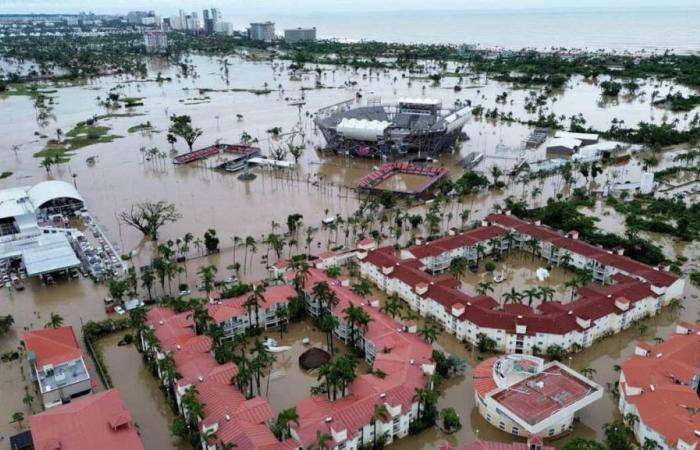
(486, 214, 679, 287)
(363, 245, 658, 337)
(24, 326, 83, 368)
(146, 306, 280, 450)
(459, 439, 554, 450)
(29, 389, 144, 450)
(291, 268, 433, 447)
(620, 322, 700, 448)
(407, 226, 506, 259)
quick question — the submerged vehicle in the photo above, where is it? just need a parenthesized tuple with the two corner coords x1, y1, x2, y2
(316, 97, 470, 158)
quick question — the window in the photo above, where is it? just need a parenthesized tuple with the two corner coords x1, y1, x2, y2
(499, 422, 505, 430)
(511, 426, 519, 434)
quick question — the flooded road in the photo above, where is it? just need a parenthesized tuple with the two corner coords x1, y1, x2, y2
(0, 54, 699, 449)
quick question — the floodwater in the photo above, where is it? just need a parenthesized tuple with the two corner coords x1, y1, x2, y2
(1, 54, 699, 448)
(99, 332, 189, 450)
(264, 321, 369, 413)
(375, 172, 433, 193)
(461, 252, 574, 304)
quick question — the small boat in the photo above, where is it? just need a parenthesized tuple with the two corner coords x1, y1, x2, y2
(493, 271, 505, 284)
(263, 338, 292, 353)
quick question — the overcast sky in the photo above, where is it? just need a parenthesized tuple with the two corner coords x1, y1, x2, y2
(3, 0, 699, 15)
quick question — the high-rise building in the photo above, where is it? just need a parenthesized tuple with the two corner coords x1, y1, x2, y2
(144, 30, 168, 52)
(249, 22, 275, 42)
(284, 27, 317, 44)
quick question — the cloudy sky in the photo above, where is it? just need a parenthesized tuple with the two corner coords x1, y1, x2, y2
(3, 0, 698, 15)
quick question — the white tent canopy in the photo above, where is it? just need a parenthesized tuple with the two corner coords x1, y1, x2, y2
(27, 181, 83, 210)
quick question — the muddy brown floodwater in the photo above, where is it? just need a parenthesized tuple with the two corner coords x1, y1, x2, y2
(99, 332, 189, 450)
(1, 54, 699, 449)
(374, 173, 435, 193)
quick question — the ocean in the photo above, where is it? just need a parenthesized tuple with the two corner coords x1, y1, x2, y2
(238, 8, 700, 53)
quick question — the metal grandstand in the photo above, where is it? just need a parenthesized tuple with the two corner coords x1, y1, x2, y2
(315, 97, 471, 158)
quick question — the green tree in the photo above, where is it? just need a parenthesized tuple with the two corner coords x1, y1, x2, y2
(448, 256, 469, 279)
(563, 438, 606, 450)
(45, 312, 64, 329)
(168, 114, 202, 152)
(10, 411, 25, 430)
(418, 322, 440, 344)
(197, 265, 218, 298)
(371, 403, 389, 448)
(0, 314, 15, 336)
(440, 407, 461, 432)
(119, 201, 181, 241)
(380, 293, 404, 319)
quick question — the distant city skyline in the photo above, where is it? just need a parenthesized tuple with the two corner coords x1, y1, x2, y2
(3, 0, 700, 15)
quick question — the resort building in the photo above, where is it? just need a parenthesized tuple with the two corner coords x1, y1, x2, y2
(618, 321, 700, 450)
(27, 389, 144, 450)
(143, 267, 435, 450)
(290, 267, 435, 449)
(207, 284, 296, 338)
(485, 213, 684, 300)
(284, 27, 316, 43)
(440, 435, 553, 450)
(358, 213, 683, 355)
(24, 326, 92, 409)
(0, 181, 84, 278)
(473, 355, 602, 437)
(143, 307, 292, 450)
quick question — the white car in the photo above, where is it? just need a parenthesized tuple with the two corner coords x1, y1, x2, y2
(115, 299, 145, 315)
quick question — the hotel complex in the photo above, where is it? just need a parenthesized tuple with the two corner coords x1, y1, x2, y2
(618, 322, 700, 450)
(143, 266, 435, 450)
(358, 212, 683, 355)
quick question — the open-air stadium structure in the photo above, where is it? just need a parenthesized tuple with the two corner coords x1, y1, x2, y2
(315, 97, 470, 158)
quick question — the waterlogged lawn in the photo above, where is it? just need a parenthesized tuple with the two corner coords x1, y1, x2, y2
(34, 120, 122, 160)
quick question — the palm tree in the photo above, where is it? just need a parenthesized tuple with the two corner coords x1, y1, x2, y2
(140, 269, 155, 302)
(243, 235, 256, 272)
(10, 411, 25, 430)
(522, 288, 541, 307)
(275, 304, 289, 336)
(501, 288, 522, 306)
(45, 312, 64, 329)
(371, 403, 389, 448)
(559, 252, 573, 272)
(22, 390, 34, 413)
(527, 237, 540, 260)
(246, 284, 267, 329)
(474, 243, 486, 262)
(351, 279, 372, 298)
(538, 285, 556, 302)
(198, 264, 218, 299)
(418, 322, 440, 344)
(319, 312, 339, 354)
(476, 281, 494, 296)
(565, 278, 581, 302)
(316, 432, 333, 450)
(580, 367, 597, 380)
(380, 293, 404, 319)
(231, 235, 241, 266)
(448, 256, 469, 279)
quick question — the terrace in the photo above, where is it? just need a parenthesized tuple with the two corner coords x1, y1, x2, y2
(490, 365, 596, 426)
